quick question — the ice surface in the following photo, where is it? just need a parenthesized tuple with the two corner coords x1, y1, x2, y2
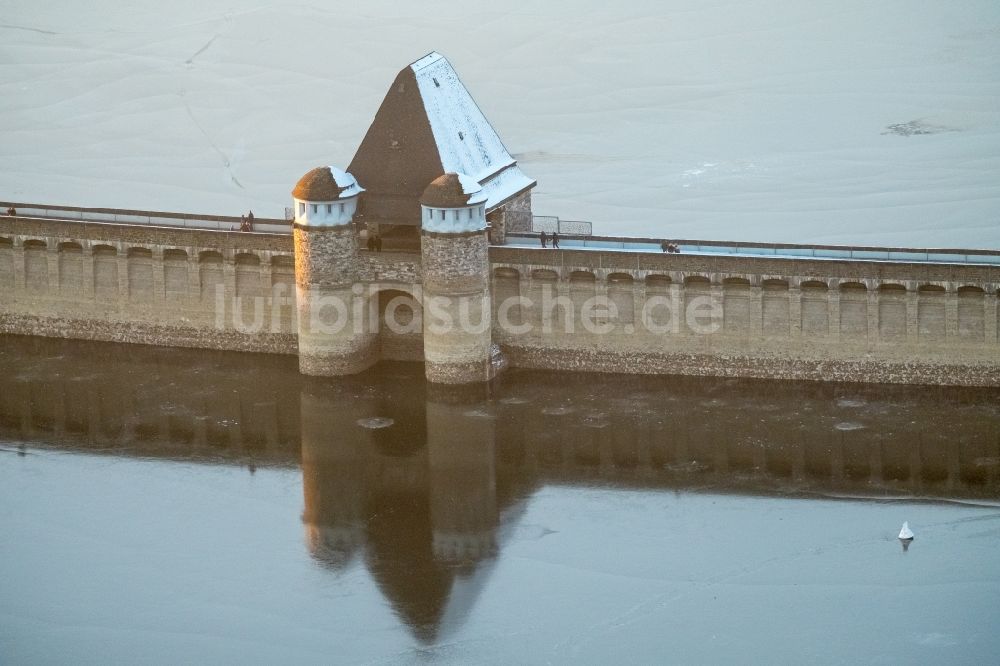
(1, 1, 998, 247)
(2, 450, 998, 664)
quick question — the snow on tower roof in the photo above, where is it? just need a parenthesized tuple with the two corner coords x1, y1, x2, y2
(292, 166, 363, 201)
(348, 52, 535, 225)
(420, 172, 488, 208)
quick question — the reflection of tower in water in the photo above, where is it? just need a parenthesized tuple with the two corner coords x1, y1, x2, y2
(299, 371, 499, 642)
(427, 387, 497, 564)
(300, 378, 373, 572)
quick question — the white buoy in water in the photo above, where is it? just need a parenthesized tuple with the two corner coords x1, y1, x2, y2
(898, 521, 914, 540)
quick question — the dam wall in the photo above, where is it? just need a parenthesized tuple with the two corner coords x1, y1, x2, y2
(2, 215, 998, 386)
(0, 216, 299, 352)
(489, 246, 1000, 386)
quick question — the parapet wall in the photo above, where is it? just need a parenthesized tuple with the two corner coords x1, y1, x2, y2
(2, 216, 999, 386)
(489, 247, 1000, 386)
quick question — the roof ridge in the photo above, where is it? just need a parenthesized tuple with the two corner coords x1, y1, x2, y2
(410, 51, 443, 71)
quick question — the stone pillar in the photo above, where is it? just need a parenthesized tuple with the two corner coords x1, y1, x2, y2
(294, 221, 375, 376)
(12, 239, 25, 291)
(789, 283, 802, 338)
(986, 290, 998, 345)
(421, 229, 495, 384)
(709, 283, 724, 338)
(116, 252, 129, 298)
(632, 284, 644, 335)
(152, 247, 165, 300)
(749, 282, 763, 339)
(828, 289, 841, 342)
(489, 210, 507, 245)
(222, 254, 237, 307)
(867, 288, 878, 346)
(187, 255, 200, 305)
(82, 246, 95, 300)
(905, 289, 919, 341)
(259, 260, 274, 331)
(46, 246, 59, 295)
(945, 286, 959, 339)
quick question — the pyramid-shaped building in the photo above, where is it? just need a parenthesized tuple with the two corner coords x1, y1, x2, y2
(348, 52, 535, 240)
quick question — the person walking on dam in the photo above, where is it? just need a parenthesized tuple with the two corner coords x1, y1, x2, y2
(552, 231, 560, 249)
(540, 231, 547, 248)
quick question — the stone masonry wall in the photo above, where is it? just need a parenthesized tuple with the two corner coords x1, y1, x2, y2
(293, 225, 359, 288)
(421, 230, 489, 294)
(489, 246, 1000, 387)
(3, 215, 999, 386)
(421, 229, 494, 384)
(0, 218, 297, 353)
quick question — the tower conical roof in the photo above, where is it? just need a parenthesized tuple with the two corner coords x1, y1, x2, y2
(420, 172, 488, 208)
(292, 166, 363, 201)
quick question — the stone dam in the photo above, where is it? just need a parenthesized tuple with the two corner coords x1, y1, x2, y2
(0, 202, 997, 387)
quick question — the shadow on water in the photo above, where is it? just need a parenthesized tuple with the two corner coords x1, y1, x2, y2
(1, 334, 999, 642)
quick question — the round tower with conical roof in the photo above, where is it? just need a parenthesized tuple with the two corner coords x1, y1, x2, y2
(292, 166, 375, 375)
(419, 172, 495, 384)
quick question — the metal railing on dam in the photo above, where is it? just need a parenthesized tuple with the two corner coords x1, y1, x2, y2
(0, 201, 291, 234)
(507, 233, 1000, 267)
(4, 201, 999, 266)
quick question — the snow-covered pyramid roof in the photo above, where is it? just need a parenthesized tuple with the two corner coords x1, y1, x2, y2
(348, 52, 535, 226)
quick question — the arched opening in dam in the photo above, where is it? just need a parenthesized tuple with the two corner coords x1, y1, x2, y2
(376, 287, 424, 362)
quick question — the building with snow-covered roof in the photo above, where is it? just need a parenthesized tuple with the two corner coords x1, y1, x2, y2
(348, 51, 535, 243)
(288, 55, 520, 385)
(291, 166, 363, 227)
(420, 172, 488, 234)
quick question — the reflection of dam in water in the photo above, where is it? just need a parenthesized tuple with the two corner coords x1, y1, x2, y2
(1, 335, 999, 640)
(2, 336, 998, 496)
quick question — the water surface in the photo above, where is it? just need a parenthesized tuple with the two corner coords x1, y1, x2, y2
(1, 336, 999, 664)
